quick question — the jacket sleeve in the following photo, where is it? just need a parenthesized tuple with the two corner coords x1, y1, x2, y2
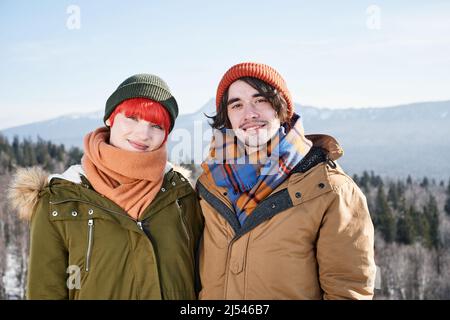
(316, 180, 376, 299)
(27, 193, 69, 299)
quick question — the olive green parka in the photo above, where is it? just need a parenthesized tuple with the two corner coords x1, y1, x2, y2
(9, 163, 204, 300)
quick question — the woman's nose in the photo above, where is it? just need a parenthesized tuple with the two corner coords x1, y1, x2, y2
(134, 121, 151, 139)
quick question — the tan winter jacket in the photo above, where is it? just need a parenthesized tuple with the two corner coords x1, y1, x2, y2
(196, 134, 376, 300)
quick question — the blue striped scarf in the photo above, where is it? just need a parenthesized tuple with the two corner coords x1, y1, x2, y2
(201, 114, 312, 226)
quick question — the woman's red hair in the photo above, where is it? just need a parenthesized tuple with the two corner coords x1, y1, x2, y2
(108, 98, 171, 141)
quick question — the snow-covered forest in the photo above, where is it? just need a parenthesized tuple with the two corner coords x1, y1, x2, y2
(1, 134, 449, 299)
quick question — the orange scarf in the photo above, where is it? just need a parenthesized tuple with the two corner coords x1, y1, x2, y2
(82, 127, 167, 220)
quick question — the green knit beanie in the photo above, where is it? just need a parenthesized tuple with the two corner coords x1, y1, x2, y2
(104, 74, 179, 132)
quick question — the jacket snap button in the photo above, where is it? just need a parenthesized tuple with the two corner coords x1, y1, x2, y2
(172, 182, 176, 186)
(71, 211, 78, 217)
(52, 211, 58, 217)
(161, 187, 166, 192)
(271, 203, 276, 209)
(295, 192, 302, 198)
(181, 178, 186, 182)
(88, 209, 94, 215)
(318, 183, 325, 189)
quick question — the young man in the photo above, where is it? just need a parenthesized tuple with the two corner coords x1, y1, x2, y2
(9, 74, 204, 299)
(197, 62, 376, 299)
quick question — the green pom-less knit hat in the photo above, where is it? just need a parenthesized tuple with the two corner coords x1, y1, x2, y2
(104, 74, 179, 131)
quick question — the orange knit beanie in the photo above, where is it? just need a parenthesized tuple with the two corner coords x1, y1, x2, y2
(216, 62, 294, 119)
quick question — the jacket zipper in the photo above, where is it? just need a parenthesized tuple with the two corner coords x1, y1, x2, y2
(176, 199, 190, 243)
(85, 219, 94, 272)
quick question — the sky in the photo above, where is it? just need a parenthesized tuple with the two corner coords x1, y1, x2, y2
(0, 0, 449, 129)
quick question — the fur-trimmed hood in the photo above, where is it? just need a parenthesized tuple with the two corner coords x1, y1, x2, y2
(8, 166, 49, 221)
(8, 163, 193, 221)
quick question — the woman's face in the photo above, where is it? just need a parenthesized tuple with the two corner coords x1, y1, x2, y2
(106, 112, 166, 152)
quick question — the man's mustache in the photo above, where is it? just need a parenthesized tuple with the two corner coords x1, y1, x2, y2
(239, 121, 268, 130)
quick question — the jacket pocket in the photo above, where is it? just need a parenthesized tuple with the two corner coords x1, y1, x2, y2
(176, 198, 191, 245)
(85, 218, 94, 272)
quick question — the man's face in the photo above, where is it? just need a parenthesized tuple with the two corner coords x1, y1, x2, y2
(106, 112, 166, 152)
(226, 80, 281, 149)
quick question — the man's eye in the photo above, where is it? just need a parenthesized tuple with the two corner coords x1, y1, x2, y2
(255, 98, 268, 103)
(231, 103, 242, 109)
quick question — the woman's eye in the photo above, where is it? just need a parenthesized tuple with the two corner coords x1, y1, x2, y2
(126, 116, 138, 121)
(152, 124, 163, 130)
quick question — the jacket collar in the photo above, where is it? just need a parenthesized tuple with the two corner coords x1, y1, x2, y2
(306, 134, 343, 161)
(47, 162, 176, 185)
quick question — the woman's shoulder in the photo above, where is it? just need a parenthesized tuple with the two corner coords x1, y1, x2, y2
(164, 163, 195, 188)
(8, 165, 86, 221)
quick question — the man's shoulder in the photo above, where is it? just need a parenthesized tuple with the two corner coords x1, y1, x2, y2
(288, 161, 356, 193)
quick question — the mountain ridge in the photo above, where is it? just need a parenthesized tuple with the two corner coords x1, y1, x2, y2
(2, 99, 449, 179)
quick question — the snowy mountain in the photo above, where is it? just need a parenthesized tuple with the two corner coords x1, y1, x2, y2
(2, 99, 450, 179)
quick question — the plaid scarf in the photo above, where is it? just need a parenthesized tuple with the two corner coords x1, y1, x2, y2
(201, 114, 312, 226)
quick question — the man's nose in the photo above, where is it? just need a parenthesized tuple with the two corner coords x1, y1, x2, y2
(243, 103, 259, 120)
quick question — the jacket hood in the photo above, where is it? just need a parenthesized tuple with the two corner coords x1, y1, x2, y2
(305, 134, 344, 161)
(8, 166, 49, 221)
(8, 162, 192, 221)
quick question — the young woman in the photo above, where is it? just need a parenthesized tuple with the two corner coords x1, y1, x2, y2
(9, 74, 204, 299)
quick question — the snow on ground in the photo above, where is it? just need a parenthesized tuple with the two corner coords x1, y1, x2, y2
(2, 246, 24, 299)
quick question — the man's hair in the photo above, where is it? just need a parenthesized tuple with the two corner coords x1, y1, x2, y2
(108, 97, 171, 141)
(207, 77, 289, 129)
